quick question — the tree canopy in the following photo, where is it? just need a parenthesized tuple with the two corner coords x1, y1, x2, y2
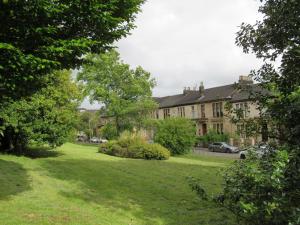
(192, 1, 300, 224)
(0, 70, 81, 151)
(78, 50, 157, 134)
(236, 0, 300, 145)
(0, 0, 145, 151)
(219, 0, 300, 223)
(0, 0, 145, 102)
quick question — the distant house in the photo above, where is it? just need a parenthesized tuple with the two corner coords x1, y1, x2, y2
(153, 76, 267, 145)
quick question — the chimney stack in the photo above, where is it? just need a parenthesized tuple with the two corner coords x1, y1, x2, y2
(183, 87, 187, 95)
(238, 75, 253, 85)
(199, 81, 204, 96)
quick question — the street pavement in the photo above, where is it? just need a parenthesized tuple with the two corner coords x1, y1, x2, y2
(193, 147, 240, 159)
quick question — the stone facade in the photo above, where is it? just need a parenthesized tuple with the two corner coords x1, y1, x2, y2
(153, 76, 264, 145)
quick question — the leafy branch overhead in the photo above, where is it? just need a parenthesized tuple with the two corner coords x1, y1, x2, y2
(0, 0, 145, 101)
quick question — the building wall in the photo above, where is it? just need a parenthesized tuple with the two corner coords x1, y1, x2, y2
(155, 100, 260, 139)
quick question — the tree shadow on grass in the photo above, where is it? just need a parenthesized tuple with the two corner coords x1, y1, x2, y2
(41, 157, 234, 225)
(0, 159, 31, 200)
(3, 146, 63, 159)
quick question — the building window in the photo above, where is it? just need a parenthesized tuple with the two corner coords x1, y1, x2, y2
(201, 104, 205, 118)
(235, 102, 249, 118)
(156, 110, 159, 119)
(237, 124, 246, 138)
(177, 107, 185, 117)
(191, 106, 196, 118)
(244, 103, 249, 117)
(213, 123, 224, 134)
(212, 102, 223, 118)
(163, 108, 170, 119)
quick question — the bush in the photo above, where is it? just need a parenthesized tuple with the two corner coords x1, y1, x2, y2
(129, 142, 170, 160)
(196, 130, 229, 147)
(99, 140, 122, 156)
(190, 147, 300, 225)
(117, 130, 146, 148)
(219, 148, 299, 225)
(154, 118, 196, 155)
(99, 131, 170, 160)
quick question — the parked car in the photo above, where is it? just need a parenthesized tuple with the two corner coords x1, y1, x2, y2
(90, 137, 100, 143)
(76, 132, 87, 142)
(208, 142, 239, 153)
(99, 138, 108, 143)
(239, 143, 275, 159)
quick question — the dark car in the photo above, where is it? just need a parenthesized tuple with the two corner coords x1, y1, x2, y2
(208, 142, 239, 153)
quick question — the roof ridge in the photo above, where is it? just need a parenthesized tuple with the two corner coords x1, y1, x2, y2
(204, 83, 235, 91)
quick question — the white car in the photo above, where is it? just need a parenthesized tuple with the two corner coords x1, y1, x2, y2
(239, 144, 275, 159)
(99, 138, 108, 143)
(90, 137, 100, 143)
(208, 142, 239, 153)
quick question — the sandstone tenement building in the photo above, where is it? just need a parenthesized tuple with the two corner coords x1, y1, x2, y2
(153, 76, 265, 144)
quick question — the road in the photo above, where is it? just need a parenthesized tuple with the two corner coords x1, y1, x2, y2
(193, 147, 240, 159)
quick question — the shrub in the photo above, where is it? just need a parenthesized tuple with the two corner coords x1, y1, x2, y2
(196, 130, 229, 147)
(99, 131, 170, 160)
(99, 140, 120, 155)
(190, 147, 300, 225)
(154, 118, 196, 155)
(118, 130, 146, 148)
(129, 142, 170, 160)
(219, 148, 299, 225)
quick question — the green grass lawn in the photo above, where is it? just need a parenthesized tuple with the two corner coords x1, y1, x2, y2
(0, 143, 235, 225)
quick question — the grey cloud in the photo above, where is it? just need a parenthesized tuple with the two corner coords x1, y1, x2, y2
(81, 0, 263, 109)
(117, 0, 263, 97)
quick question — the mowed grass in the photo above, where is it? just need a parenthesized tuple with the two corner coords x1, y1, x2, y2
(0, 143, 235, 225)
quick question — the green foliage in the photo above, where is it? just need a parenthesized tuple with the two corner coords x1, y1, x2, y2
(224, 102, 262, 139)
(0, 70, 80, 151)
(117, 130, 146, 148)
(220, 149, 298, 225)
(99, 131, 170, 160)
(236, 0, 300, 145)
(197, 130, 229, 147)
(208, 1, 300, 224)
(191, 147, 300, 225)
(77, 50, 158, 135)
(129, 143, 170, 160)
(76, 111, 99, 139)
(154, 117, 197, 155)
(0, 0, 145, 102)
(100, 123, 118, 140)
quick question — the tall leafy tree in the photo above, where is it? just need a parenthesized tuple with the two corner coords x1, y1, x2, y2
(0, 70, 81, 151)
(236, 0, 300, 145)
(0, 0, 145, 102)
(191, 1, 300, 224)
(78, 50, 157, 134)
(0, 0, 144, 151)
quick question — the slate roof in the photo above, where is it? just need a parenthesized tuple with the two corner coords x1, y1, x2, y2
(154, 83, 265, 109)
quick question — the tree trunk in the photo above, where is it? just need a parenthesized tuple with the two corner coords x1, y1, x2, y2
(115, 116, 121, 135)
(0, 132, 12, 151)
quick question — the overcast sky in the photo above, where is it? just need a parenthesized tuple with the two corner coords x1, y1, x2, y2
(82, 0, 263, 109)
